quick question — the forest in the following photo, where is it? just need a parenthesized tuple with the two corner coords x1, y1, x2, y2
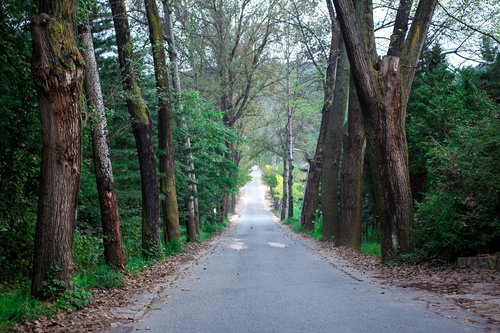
(0, 0, 498, 329)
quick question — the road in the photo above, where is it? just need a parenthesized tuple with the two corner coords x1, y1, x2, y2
(116, 168, 485, 333)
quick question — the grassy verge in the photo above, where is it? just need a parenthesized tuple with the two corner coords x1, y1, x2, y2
(0, 219, 229, 331)
(360, 241, 381, 257)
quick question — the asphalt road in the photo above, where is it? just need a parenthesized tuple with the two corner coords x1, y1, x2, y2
(118, 168, 485, 333)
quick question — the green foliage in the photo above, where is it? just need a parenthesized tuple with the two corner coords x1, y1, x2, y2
(409, 44, 500, 261)
(0, 0, 39, 281)
(75, 265, 125, 290)
(73, 232, 103, 272)
(414, 114, 499, 260)
(174, 91, 241, 222)
(311, 216, 323, 240)
(39, 266, 67, 299)
(361, 242, 381, 258)
(0, 285, 47, 331)
(262, 167, 278, 195)
(52, 288, 91, 312)
(198, 219, 230, 242)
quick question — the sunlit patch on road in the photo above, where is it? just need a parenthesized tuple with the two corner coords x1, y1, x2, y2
(229, 241, 247, 251)
(267, 242, 286, 248)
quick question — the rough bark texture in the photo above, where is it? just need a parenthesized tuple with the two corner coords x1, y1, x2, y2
(109, 0, 161, 253)
(339, 81, 365, 250)
(144, 0, 181, 244)
(331, 0, 437, 259)
(31, 0, 84, 298)
(299, 9, 340, 231)
(162, 0, 199, 235)
(80, 22, 125, 270)
(322, 42, 349, 241)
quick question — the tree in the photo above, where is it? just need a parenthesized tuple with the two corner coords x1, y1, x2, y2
(331, 0, 438, 260)
(31, 0, 84, 297)
(79, 18, 126, 270)
(338, 80, 365, 249)
(300, 0, 340, 230)
(162, 0, 200, 236)
(321, 41, 349, 240)
(144, 0, 181, 244)
(109, 0, 161, 254)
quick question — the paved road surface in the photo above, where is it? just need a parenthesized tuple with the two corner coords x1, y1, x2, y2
(116, 168, 486, 333)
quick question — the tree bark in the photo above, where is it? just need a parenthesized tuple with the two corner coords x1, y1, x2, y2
(79, 21, 125, 270)
(299, 9, 340, 231)
(286, 107, 294, 219)
(339, 80, 365, 249)
(322, 42, 349, 242)
(144, 0, 181, 245)
(162, 0, 199, 235)
(280, 155, 288, 221)
(31, 0, 84, 298)
(109, 0, 161, 254)
(331, 0, 437, 259)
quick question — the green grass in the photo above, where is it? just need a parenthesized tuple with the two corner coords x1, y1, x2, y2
(0, 218, 231, 330)
(0, 285, 48, 331)
(198, 219, 230, 242)
(361, 241, 381, 257)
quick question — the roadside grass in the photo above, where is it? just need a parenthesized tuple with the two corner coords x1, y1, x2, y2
(361, 241, 381, 257)
(0, 219, 230, 331)
(0, 284, 47, 331)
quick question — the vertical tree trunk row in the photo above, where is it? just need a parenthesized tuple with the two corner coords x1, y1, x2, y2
(162, 0, 200, 235)
(144, 0, 181, 245)
(299, 14, 341, 231)
(109, 0, 161, 254)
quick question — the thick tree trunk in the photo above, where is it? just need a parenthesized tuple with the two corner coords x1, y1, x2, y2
(79, 22, 125, 270)
(299, 17, 340, 230)
(162, 0, 199, 234)
(339, 81, 365, 250)
(365, 56, 414, 258)
(109, 0, 161, 254)
(280, 156, 288, 221)
(144, 0, 181, 244)
(322, 42, 349, 241)
(31, 1, 84, 298)
(331, 0, 436, 259)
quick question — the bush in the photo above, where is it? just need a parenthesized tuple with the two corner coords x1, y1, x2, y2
(415, 115, 499, 261)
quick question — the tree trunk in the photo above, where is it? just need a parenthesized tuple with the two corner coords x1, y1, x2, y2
(331, 0, 436, 259)
(109, 0, 161, 254)
(280, 156, 288, 221)
(162, 0, 199, 235)
(322, 42, 349, 241)
(287, 107, 294, 219)
(299, 15, 340, 230)
(144, 0, 180, 245)
(79, 22, 125, 270)
(339, 80, 365, 250)
(364, 56, 414, 258)
(31, 0, 84, 298)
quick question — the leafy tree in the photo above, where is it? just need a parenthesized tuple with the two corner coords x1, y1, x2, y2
(0, 0, 39, 280)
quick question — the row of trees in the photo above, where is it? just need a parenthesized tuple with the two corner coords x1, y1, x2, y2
(2, 0, 269, 299)
(0, 0, 498, 306)
(256, 0, 498, 261)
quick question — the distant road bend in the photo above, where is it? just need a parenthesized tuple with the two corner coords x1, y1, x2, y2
(113, 167, 487, 333)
